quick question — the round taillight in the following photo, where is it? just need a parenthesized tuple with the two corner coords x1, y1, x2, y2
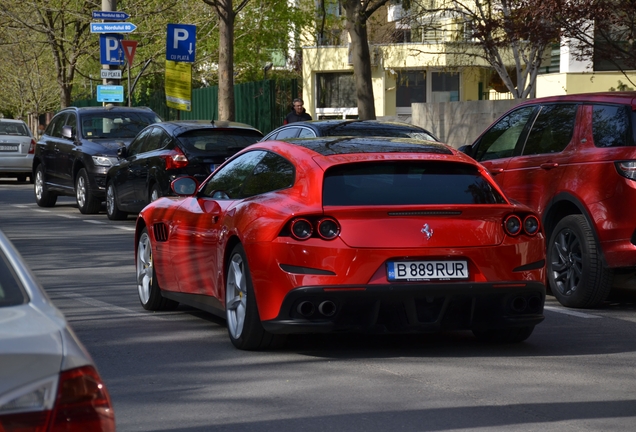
(290, 218, 313, 240)
(523, 215, 540, 236)
(317, 218, 340, 240)
(504, 215, 522, 236)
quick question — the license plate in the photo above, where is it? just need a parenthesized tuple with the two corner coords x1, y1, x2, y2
(0, 144, 18, 152)
(387, 260, 469, 281)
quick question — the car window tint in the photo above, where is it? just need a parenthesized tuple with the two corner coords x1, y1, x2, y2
(178, 129, 262, 157)
(0, 122, 30, 136)
(298, 128, 316, 138)
(592, 104, 631, 147)
(522, 104, 578, 156)
(201, 150, 267, 199)
(241, 152, 294, 197)
(474, 106, 536, 161)
(66, 112, 77, 136)
(48, 114, 68, 138)
(323, 161, 506, 206)
(145, 128, 169, 152)
(275, 128, 300, 139)
(127, 128, 152, 156)
(0, 252, 28, 307)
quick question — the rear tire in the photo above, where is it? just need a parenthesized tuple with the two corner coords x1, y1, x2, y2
(225, 244, 285, 350)
(136, 228, 178, 311)
(473, 326, 535, 344)
(106, 181, 128, 220)
(547, 215, 613, 308)
(76, 168, 101, 214)
(150, 183, 162, 202)
(34, 165, 57, 207)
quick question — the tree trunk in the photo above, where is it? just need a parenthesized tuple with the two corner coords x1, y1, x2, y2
(343, 1, 376, 120)
(218, 0, 235, 121)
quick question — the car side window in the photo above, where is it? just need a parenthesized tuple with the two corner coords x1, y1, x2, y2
(241, 152, 294, 197)
(145, 128, 170, 152)
(201, 150, 267, 199)
(65, 113, 77, 137)
(522, 104, 578, 156)
(474, 106, 536, 162)
(47, 114, 68, 138)
(276, 127, 300, 139)
(127, 128, 152, 156)
(298, 128, 316, 138)
(592, 104, 630, 147)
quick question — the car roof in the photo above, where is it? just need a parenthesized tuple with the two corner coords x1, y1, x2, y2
(156, 119, 262, 136)
(519, 91, 636, 108)
(278, 136, 451, 156)
(62, 105, 157, 115)
(280, 119, 431, 133)
(0, 119, 27, 124)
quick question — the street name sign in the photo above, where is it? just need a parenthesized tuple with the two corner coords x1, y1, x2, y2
(92, 11, 130, 21)
(166, 24, 196, 63)
(91, 22, 137, 34)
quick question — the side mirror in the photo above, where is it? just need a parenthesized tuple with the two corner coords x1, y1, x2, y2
(457, 144, 474, 157)
(61, 125, 75, 140)
(171, 176, 198, 196)
(117, 146, 128, 158)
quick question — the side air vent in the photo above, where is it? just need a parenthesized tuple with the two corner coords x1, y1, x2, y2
(153, 223, 168, 242)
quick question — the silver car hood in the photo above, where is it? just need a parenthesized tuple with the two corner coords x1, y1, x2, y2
(0, 302, 92, 397)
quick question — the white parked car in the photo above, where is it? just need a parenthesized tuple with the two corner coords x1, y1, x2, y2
(0, 119, 36, 182)
(0, 229, 115, 431)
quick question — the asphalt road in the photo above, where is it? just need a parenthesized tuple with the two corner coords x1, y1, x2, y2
(1, 180, 636, 432)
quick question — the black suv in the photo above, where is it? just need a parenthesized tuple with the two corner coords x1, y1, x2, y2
(33, 106, 162, 213)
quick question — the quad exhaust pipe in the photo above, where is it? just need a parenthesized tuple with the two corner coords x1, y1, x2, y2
(297, 300, 337, 317)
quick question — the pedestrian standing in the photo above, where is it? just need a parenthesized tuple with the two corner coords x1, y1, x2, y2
(284, 98, 312, 124)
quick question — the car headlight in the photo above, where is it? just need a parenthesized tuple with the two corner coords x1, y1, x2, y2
(92, 156, 119, 167)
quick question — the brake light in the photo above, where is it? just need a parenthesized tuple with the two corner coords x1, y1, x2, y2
(0, 366, 114, 432)
(161, 147, 188, 170)
(49, 366, 115, 432)
(504, 214, 540, 236)
(28, 139, 36, 154)
(288, 216, 340, 241)
(615, 160, 636, 180)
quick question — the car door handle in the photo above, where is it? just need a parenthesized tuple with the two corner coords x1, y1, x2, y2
(489, 168, 504, 175)
(540, 163, 559, 170)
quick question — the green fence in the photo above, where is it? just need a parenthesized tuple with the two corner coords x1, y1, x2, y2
(73, 78, 298, 135)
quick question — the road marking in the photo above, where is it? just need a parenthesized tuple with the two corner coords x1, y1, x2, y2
(33, 209, 49, 213)
(13, 204, 31, 208)
(83, 219, 106, 224)
(59, 214, 79, 219)
(57, 292, 179, 321)
(114, 225, 135, 231)
(544, 306, 602, 319)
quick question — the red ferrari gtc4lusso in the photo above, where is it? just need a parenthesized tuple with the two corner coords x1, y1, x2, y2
(135, 136, 546, 350)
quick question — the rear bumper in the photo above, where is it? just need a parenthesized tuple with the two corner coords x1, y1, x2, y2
(0, 155, 33, 173)
(261, 281, 545, 334)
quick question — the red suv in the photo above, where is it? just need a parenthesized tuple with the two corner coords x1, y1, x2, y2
(461, 92, 636, 308)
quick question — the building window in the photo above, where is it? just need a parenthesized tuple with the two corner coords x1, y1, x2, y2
(316, 73, 357, 108)
(431, 72, 459, 102)
(396, 70, 427, 107)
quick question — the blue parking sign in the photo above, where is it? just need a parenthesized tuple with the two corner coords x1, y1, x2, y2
(100, 34, 124, 65)
(166, 24, 196, 63)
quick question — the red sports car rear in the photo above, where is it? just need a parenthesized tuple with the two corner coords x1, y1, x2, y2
(135, 137, 546, 350)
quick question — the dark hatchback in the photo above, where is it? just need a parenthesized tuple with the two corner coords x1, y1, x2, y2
(261, 119, 439, 141)
(105, 120, 263, 220)
(33, 106, 161, 214)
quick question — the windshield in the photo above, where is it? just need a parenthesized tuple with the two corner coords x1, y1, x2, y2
(81, 112, 161, 139)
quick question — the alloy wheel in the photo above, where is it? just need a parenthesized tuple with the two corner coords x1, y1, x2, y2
(76, 175, 87, 209)
(106, 185, 116, 216)
(137, 232, 153, 305)
(226, 253, 247, 339)
(35, 170, 44, 200)
(550, 228, 583, 297)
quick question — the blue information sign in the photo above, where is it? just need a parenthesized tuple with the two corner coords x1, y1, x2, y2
(91, 22, 137, 34)
(166, 24, 196, 63)
(97, 85, 124, 103)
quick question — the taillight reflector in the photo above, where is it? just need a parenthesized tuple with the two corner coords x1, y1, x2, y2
(161, 147, 188, 170)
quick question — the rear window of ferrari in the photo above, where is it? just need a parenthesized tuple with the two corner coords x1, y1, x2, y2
(322, 161, 506, 206)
